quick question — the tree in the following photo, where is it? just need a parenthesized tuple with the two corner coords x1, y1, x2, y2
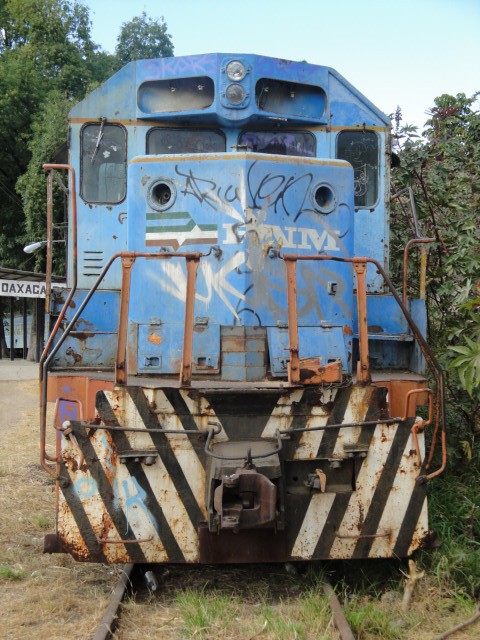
(0, 0, 110, 269)
(391, 92, 480, 462)
(0, 0, 119, 358)
(115, 11, 173, 66)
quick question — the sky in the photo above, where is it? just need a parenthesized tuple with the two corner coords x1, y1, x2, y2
(83, 0, 480, 130)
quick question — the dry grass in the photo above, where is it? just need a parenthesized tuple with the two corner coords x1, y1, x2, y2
(0, 380, 116, 640)
(115, 565, 339, 640)
(0, 380, 478, 639)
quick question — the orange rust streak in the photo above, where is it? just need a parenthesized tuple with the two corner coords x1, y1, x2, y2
(299, 358, 342, 384)
(285, 259, 300, 384)
(116, 256, 135, 384)
(353, 262, 371, 384)
(180, 257, 199, 386)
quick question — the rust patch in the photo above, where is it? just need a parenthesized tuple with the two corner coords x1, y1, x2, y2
(343, 324, 353, 335)
(65, 347, 82, 364)
(148, 332, 162, 345)
(76, 318, 95, 330)
(368, 325, 384, 333)
(299, 358, 342, 385)
(72, 332, 95, 341)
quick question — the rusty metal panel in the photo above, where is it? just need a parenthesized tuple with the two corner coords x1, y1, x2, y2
(268, 326, 349, 377)
(47, 374, 114, 420)
(373, 378, 428, 418)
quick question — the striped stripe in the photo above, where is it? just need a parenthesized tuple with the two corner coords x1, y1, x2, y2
(352, 419, 414, 558)
(289, 388, 353, 556)
(291, 493, 336, 558)
(126, 388, 206, 526)
(369, 436, 426, 557)
(291, 386, 386, 560)
(96, 391, 184, 561)
(392, 466, 428, 557)
(105, 428, 184, 562)
(70, 420, 148, 563)
(261, 389, 304, 438)
(140, 389, 208, 518)
(58, 460, 107, 562)
(328, 422, 393, 559)
(57, 384, 427, 563)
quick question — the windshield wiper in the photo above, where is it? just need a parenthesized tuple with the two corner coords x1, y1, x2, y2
(91, 117, 106, 164)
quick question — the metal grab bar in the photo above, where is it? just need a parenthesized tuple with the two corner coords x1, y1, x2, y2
(282, 254, 446, 481)
(403, 238, 435, 306)
(40, 165, 78, 379)
(40, 250, 205, 479)
(39, 165, 78, 478)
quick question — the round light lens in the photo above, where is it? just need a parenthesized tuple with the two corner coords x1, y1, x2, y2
(226, 83, 245, 104)
(312, 184, 336, 214)
(148, 179, 176, 211)
(226, 60, 246, 81)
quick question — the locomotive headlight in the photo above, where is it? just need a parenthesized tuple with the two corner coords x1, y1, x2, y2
(312, 183, 336, 214)
(226, 83, 246, 104)
(148, 178, 176, 212)
(226, 60, 247, 82)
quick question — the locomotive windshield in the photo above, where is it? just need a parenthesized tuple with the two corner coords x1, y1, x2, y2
(80, 122, 127, 204)
(238, 130, 315, 157)
(147, 128, 226, 154)
(336, 130, 379, 208)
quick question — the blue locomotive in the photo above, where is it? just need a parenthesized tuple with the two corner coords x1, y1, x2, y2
(40, 54, 445, 564)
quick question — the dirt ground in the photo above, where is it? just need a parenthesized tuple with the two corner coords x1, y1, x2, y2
(0, 376, 478, 639)
(0, 378, 117, 640)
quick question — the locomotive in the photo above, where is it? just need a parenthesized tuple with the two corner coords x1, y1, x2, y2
(40, 53, 445, 564)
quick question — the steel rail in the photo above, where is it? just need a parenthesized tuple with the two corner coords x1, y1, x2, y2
(323, 581, 356, 640)
(92, 563, 134, 640)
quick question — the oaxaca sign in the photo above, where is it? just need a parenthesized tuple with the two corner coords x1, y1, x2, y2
(0, 279, 47, 298)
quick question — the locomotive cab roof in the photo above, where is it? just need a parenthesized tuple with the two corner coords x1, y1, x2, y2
(69, 53, 390, 129)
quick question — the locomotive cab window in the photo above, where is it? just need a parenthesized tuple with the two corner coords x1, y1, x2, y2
(238, 130, 315, 157)
(147, 128, 226, 154)
(336, 131, 379, 208)
(81, 123, 126, 204)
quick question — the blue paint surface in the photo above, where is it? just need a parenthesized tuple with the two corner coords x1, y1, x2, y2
(50, 53, 426, 379)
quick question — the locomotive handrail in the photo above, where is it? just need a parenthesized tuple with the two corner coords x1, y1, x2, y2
(282, 254, 446, 481)
(40, 164, 78, 384)
(39, 249, 205, 479)
(40, 249, 446, 482)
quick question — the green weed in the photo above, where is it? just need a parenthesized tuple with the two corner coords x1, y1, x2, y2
(33, 514, 52, 530)
(177, 587, 235, 637)
(423, 473, 480, 597)
(344, 598, 403, 640)
(0, 564, 25, 581)
(260, 604, 303, 638)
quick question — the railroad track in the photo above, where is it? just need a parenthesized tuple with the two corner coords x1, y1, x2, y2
(92, 564, 356, 640)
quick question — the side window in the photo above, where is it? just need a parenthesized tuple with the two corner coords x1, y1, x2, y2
(81, 123, 127, 203)
(147, 128, 225, 154)
(336, 131, 378, 208)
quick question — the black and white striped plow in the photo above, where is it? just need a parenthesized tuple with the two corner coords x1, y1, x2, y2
(56, 384, 428, 563)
